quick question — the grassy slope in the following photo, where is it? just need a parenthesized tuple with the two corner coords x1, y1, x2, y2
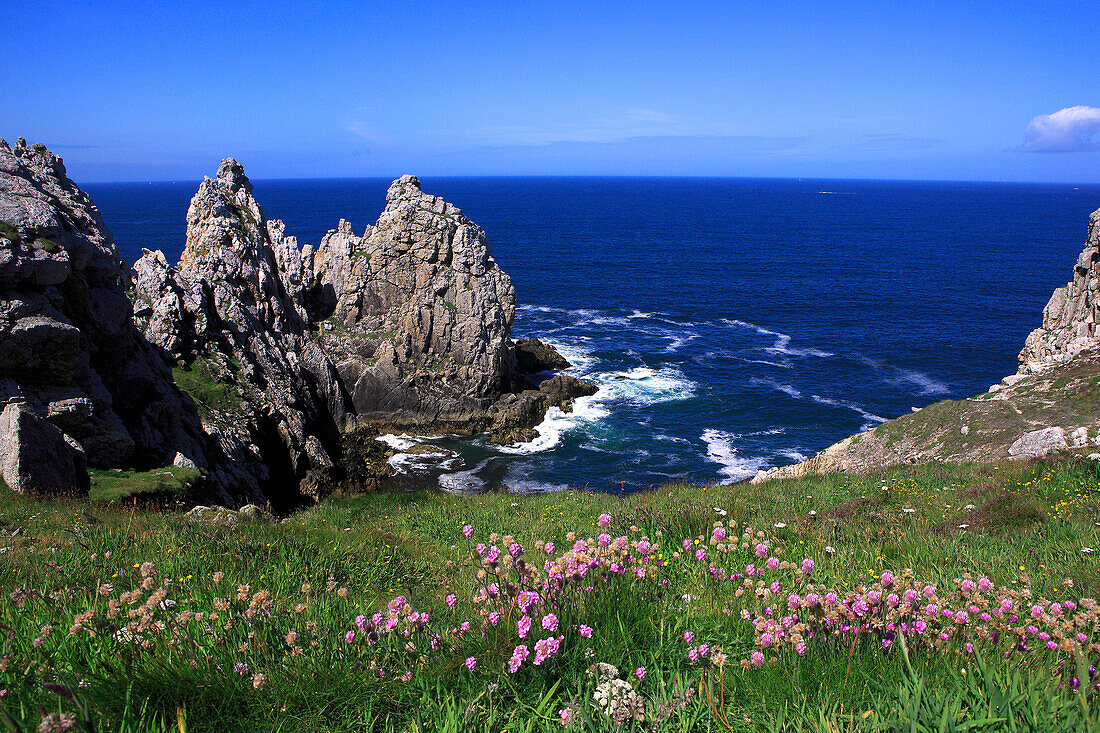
(0, 457, 1098, 731)
(760, 352, 1100, 480)
(88, 467, 202, 504)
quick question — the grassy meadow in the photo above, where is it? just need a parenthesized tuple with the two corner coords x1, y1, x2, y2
(0, 456, 1098, 731)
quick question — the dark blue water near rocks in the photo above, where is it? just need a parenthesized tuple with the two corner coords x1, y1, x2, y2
(86, 177, 1100, 492)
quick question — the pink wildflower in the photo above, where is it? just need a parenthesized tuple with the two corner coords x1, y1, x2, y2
(579, 624, 593, 638)
(345, 630, 355, 643)
(465, 656, 476, 671)
(598, 513, 611, 527)
(462, 524, 473, 538)
(445, 594, 456, 607)
(683, 631, 694, 644)
(755, 543, 768, 557)
(508, 645, 529, 673)
(545, 542, 555, 554)
(766, 556, 779, 571)
(802, 558, 815, 573)
(695, 548, 707, 562)
(542, 613, 559, 632)
(635, 666, 646, 680)
(518, 615, 532, 639)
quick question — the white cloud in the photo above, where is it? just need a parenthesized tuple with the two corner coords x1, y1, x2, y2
(1021, 106, 1100, 152)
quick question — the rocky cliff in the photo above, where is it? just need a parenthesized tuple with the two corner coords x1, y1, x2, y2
(754, 204, 1100, 484)
(132, 160, 348, 505)
(0, 143, 589, 505)
(303, 175, 520, 429)
(128, 160, 590, 502)
(1018, 206, 1100, 374)
(0, 137, 208, 493)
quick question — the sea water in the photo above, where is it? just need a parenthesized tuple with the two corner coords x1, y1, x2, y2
(87, 177, 1100, 492)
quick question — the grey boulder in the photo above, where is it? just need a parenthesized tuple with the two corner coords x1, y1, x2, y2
(1008, 427, 1067, 459)
(0, 402, 89, 495)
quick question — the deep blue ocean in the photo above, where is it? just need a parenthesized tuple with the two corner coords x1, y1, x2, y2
(85, 177, 1100, 493)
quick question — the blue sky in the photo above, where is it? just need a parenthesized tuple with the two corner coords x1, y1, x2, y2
(10, 1, 1100, 182)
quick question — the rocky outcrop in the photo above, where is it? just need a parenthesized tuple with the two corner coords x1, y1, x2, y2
(515, 338, 572, 374)
(0, 402, 89, 495)
(305, 175, 520, 430)
(131, 162, 589, 501)
(1019, 207, 1100, 373)
(487, 375, 598, 444)
(132, 160, 348, 505)
(0, 138, 208, 473)
(1, 140, 586, 503)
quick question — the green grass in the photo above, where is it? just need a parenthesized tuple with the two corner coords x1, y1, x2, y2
(172, 359, 240, 419)
(0, 457, 1097, 731)
(88, 467, 202, 504)
(0, 220, 19, 244)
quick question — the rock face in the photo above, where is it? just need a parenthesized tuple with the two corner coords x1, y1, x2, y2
(132, 160, 348, 505)
(304, 175, 520, 430)
(130, 162, 589, 501)
(2, 142, 585, 504)
(0, 402, 89, 495)
(487, 375, 598, 444)
(0, 138, 207, 472)
(515, 338, 572, 374)
(1019, 207, 1100, 373)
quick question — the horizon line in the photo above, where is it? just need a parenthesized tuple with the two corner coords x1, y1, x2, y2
(80, 173, 1100, 187)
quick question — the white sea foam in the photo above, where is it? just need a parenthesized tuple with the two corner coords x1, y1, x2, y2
(376, 433, 421, 451)
(551, 342, 598, 374)
(753, 378, 803, 400)
(810, 394, 887, 430)
(388, 450, 461, 475)
(721, 319, 831, 358)
(438, 459, 489, 493)
(778, 449, 808, 462)
(662, 330, 701, 353)
(503, 467, 570, 494)
(493, 364, 695, 455)
(595, 366, 696, 405)
(495, 394, 610, 455)
(701, 429, 768, 484)
(893, 368, 950, 396)
(857, 356, 950, 397)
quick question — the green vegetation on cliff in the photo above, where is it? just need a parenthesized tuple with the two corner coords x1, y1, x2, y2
(87, 466, 202, 504)
(0, 456, 1098, 731)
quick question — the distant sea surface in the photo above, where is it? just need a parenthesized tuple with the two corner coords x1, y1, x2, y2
(86, 177, 1100, 493)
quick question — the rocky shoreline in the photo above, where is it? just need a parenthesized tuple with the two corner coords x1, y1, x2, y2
(0, 139, 594, 507)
